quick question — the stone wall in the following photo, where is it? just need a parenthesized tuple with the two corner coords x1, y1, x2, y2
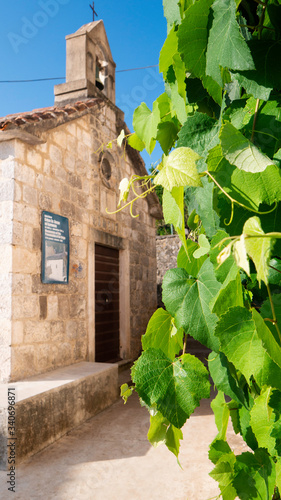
(156, 234, 181, 285)
(0, 102, 157, 382)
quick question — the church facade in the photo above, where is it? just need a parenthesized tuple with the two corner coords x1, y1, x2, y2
(0, 20, 161, 384)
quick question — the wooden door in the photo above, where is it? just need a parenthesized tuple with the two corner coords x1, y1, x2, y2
(95, 244, 120, 362)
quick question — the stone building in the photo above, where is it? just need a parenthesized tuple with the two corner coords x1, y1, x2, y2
(0, 21, 161, 466)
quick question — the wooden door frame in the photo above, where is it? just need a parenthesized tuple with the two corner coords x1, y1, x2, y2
(88, 229, 130, 362)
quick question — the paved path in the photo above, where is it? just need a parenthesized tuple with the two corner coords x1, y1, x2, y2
(0, 392, 246, 500)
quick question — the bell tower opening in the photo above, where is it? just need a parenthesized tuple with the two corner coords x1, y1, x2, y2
(54, 20, 116, 105)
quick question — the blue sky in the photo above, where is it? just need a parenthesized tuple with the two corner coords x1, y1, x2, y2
(0, 0, 167, 169)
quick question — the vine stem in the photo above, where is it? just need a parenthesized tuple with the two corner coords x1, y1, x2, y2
(266, 284, 281, 343)
(203, 171, 277, 217)
(269, 264, 281, 275)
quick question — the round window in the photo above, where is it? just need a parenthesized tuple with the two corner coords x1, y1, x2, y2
(101, 158, 112, 181)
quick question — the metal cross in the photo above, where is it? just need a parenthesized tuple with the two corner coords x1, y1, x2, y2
(90, 2, 98, 21)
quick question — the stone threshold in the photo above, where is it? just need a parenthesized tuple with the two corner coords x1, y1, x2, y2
(0, 362, 118, 470)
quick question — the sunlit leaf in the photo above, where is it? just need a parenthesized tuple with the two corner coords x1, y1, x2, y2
(154, 147, 201, 191)
(243, 216, 273, 285)
(220, 123, 274, 173)
(141, 308, 183, 360)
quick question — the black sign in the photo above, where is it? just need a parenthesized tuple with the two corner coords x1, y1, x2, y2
(41, 211, 69, 284)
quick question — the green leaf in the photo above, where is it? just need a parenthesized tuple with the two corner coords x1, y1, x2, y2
(132, 348, 210, 428)
(187, 209, 200, 231)
(268, 259, 281, 286)
(234, 449, 276, 500)
(250, 387, 277, 456)
(185, 177, 221, 238)
(215, 306, 281, 391)
(154, 147, 201, 191)
(127, 133, 145, 152)
(141, 308, 183, 360)
(178, 0, 212, 80)
(209, 438, 233, 465)
(260, 294, 281, 352)
(159, 27, 178, 78)
(147, 411, 183, 458)
(276, 457, 281, 492)
(205, 0, 254, 87)
(211, 270, 244, 317)
(243, 216, 273, 285)
(133, 101, 160, 155)
(166, 424, 184, 458)
(177, 0, 222, 104)
(236, 404, 258, 452)
(252, 307, 281, 371)
(120, 383, 134, 403)
(165, 67, 187, 125)
(208, 351, 247, 406)
(178, 112, 220, 171)
(156, 120, 179, 155)
(147, 411, 168, 447)
(232, 40, 281, 100)
(177, 241, 208, 278)
(162, 259, 221, 351)
(220, 122, 274, 173)
(210, 230, 238, 283)
(163, 0, 181, 31)
(209, 454, 237, 500)
(211, 391, 230, 440)
(193, 234, 210, 258)
(233, 236, 250, 277)
(207, 144, 281, 211)
(162, 187, 189, 252)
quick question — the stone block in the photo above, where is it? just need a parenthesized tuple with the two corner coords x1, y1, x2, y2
(44, 177, 61, 196)
(67, 173, 82, 189)
(12, 321, 24, 344)
(12, 296, 38, 320)
(69, 296, 86, 319)
(58, 296, 70, 319)
(10, 345, 36, 381)
(50, 321, 65, 342)
(26, 150, 42, 170)
(0, 245, 12, 274)
(0, 362, 118, 468)
(14, 163, 35, 186)
(32, 228, 41, 250)
(39, 296, 47, 320)
(47, 296, 58, 320)
(35, 173, 44, 189)
(0, 223, 12, 245)
(49, 144, 62, 165)
(0, 179, 14, 202)
(13, 248, 37, 274)
(14, 182, 22, 202)
(39, 192, 52, 211)
(24, 321, 51, 343)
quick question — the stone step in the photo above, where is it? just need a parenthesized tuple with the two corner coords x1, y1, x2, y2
(117, 359, 133, 374)
(0, 362, 118, 470)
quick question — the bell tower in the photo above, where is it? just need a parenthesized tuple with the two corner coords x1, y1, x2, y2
(54, 20, 116, 104)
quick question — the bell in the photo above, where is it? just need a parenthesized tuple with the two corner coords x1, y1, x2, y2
(96, 76, 104, 91)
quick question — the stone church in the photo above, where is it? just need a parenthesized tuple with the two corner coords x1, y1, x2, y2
(0, 21, 161, 466)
